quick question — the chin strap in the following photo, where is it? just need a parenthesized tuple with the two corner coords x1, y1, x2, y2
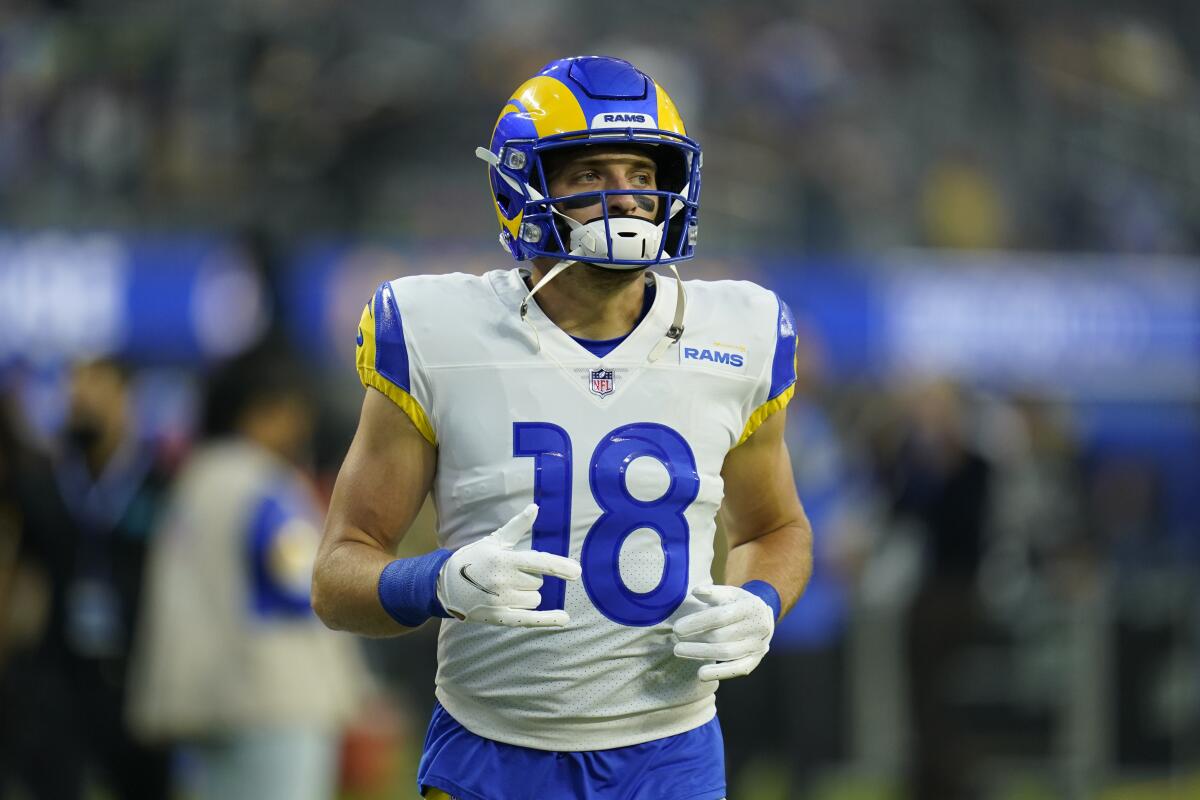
(519, 256, 578, 352)
(647, 263, 685, 363)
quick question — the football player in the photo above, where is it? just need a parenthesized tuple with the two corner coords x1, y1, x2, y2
(313, 55, 813, 800)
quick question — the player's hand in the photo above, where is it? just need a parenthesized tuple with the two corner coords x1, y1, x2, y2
(436, 503, 582, 628)
(672, 584, 775, 681)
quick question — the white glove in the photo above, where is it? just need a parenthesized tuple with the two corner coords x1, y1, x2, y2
(672, 584, 775, 681)
(437, 503, 582, 628)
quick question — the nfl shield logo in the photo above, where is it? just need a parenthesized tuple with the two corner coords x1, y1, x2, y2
(589, 368, 614, 398)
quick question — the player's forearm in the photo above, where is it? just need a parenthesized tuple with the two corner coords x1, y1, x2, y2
(723, 519, 813, 617)
(311, 533, 423, 637)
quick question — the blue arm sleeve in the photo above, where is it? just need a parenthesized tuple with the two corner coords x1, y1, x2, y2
(377, 549, 454, 627)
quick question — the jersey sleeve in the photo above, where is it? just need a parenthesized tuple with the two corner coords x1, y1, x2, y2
(735, 292, 798, 446)
(246, 482, 321, 618)
(355, 280, 437, 445)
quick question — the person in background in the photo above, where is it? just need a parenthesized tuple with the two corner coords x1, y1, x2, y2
(128, 348, 363, 800)
(0, 388, 26, 679)
(878, 381, 994, 800)
(718, 331, 869, 795)
(0, 359, 173, 800)
(0, 388, 53, 797)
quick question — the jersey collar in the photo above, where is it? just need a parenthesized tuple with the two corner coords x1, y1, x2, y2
(490, 267, 677, 365)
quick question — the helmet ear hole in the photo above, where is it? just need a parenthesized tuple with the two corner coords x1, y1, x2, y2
(492, 173, 521, 220)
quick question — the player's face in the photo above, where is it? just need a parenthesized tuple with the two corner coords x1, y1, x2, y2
(545, 148, 659, 226)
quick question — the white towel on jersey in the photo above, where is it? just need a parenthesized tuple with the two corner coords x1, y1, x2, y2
(355, 267, 797, 750)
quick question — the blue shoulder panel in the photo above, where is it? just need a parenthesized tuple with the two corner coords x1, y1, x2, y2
(373, 281, 411, 393)
(769, 293, 798, 400)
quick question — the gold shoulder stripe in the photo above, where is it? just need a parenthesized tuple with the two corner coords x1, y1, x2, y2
(358, 369, 437, 447)
(735, 383, 796, 447)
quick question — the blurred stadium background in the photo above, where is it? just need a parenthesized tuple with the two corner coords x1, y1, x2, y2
(1, 0, 1198, 798)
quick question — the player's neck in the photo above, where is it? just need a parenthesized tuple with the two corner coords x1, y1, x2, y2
(526, 261, 648, 340)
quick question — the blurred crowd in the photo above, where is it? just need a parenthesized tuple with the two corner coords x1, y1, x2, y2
(0, 353, 369, 800)
(719, 339, 1199, 798)
(2, 344, 1196, 798)
(0, 0, 1197, 254)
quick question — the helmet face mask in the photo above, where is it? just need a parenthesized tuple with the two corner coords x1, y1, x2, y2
(481, 57, 702, 271)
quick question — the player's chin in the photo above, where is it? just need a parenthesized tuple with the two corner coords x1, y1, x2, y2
(579, 260, 648, 281)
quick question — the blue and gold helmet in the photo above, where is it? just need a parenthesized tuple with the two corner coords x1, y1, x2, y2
(477, 56, 702, 270)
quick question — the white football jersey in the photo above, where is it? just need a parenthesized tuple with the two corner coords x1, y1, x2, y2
(355, 267, 796, 750)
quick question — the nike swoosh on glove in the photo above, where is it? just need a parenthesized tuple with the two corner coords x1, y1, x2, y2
(672, 584, 775, 681)
(436, 503, 582, 628)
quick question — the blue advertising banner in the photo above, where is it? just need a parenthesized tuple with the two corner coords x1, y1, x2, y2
(870, 254, 1200, 399)
(4, 233, 1197, 401)
(0, 231, 267, 366)
(287, 244, 1200, 400)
